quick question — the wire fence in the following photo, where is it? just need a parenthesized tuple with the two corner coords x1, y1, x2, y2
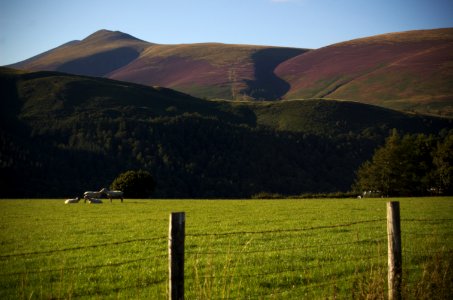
(182, 219, 389, 299)
(1, 205, 452, 299)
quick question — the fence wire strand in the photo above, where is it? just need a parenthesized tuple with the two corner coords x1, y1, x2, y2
(403, 231, 453, 236)
(187, 253, 387, 280)
(402, 218, 453, 223)
(0, 236, 167, 259)
(187, 219, 386, 238)
(0, 254, 168, 277)
(187, 237, 387, 255)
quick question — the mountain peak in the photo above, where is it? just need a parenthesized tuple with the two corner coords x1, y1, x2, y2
(84, 29, 144, 43)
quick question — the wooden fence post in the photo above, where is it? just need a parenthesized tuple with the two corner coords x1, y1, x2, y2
(387, 202, 402, 300)
(169, 212, 185, 300)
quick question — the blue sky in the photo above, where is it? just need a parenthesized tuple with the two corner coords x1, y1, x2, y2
(1, 0, 452, 65)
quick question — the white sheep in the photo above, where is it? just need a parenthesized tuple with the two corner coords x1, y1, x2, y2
(64, 197, 80, 204)
(87, 198, 103, 204)
(83, 190, 103, 203)
(84, 190, 102, 198)
(100, 188, 124, 203)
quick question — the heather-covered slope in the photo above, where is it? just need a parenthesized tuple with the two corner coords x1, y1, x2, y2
(109, 44, 305, 100)
(275, 28, 453, 116)
(8, 30, 306, 100)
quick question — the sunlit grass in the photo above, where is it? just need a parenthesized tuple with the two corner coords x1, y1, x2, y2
(0, 198, 452, 299)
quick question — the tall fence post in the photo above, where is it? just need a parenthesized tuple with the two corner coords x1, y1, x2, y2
(387, 202, 402, 300)
(169, 212, 185, 300)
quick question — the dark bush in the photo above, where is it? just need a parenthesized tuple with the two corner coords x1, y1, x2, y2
(111, 170, 155, 198)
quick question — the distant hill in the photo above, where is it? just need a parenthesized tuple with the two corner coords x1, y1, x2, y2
(8, 30, 306, 101)
(275, 28, 453, 116)
(8, 28, 453, 116)
(10, 30, 151, 77)
(1, 68, 450, 198)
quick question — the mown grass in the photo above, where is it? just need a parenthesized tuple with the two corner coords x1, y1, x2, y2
(0, 198, 452, 299)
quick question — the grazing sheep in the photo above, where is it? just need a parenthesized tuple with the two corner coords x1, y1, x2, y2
(87, 198, 103, 204)
(65, 197, 80, 204)
(100, 188, 124, 203)
(84, 190, 103, 203)
(84, 190, 102, 198)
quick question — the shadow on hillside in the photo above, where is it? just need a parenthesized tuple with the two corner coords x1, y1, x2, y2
(57, 47, 140, 77)
(244, 48, 306, 100)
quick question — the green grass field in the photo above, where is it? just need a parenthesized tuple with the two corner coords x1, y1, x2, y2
(1, 198, 452, 299)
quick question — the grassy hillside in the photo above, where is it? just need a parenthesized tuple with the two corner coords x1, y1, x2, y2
(231, 98, 448, 136)
(9, 30, 151, 76)
(275, 28, 453, 116)
(1, 68, 451, 197)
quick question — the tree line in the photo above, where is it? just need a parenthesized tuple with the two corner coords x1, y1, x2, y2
(4, 107, 451, 198)
(354, 129, 453, 196)
(1, 112, 377, 198)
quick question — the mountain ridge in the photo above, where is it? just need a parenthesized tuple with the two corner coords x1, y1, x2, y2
(6, 28, 453, 116)
(83, 29, 148, 43)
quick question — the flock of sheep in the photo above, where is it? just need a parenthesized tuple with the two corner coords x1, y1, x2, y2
(64, 188, 124, 204)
